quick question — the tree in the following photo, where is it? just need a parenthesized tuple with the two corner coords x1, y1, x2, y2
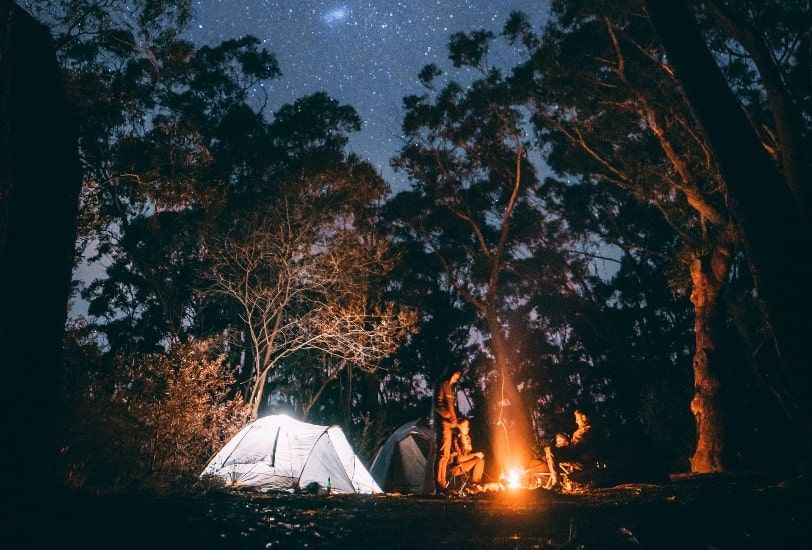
(391, 35, 596, 471)
(76, 33, 280, 353)
(700, 0, 811, 211)
(644, 0, 812, 459)
(34, 0, 416, 483)
(1, 1, 83, 500)
(505, 3, 747, 470)
(504, 0, 811, 470)
(60, 334, 248, 491)
(206, 181, 415, 420)
(28, 0, 282, 356)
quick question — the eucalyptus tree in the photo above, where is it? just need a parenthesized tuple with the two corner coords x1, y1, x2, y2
(390, 33, 596, 469)
(205, 172, 416, 419)
(505, 3, 740, 471)
(507, 0, 810, 470)
(697, 0, 811, 210)
(644, 0, 812, 458)
(38, 0, 415, 427)
(29, 0, 281, 353)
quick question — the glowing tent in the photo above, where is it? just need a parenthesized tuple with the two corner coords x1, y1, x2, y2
(201, 414, 381, 494)
(369, 419, 436, 493)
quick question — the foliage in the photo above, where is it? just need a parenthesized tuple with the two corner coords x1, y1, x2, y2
(206, 197, 416, 418)
(502, 0, 809, 468)
(39, 0, 413, 477)
(387, 26, 617, 471)
(60, 333, 248, 492)
(38, 0, 811, 486)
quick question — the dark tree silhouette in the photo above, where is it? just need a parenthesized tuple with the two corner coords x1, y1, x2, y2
(0, 1, 82, 500)
(645, 0, 812, 456)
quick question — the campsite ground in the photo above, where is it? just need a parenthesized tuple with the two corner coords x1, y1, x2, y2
(19, 473, 809, 549)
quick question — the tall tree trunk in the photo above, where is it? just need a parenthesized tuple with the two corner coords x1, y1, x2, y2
(645, 0, 812, 450)
(302, 360, 347, 421)
(1, 0, 82, 505)
(708, 1, 811, 212)
(688, 237, 733, 472)
(249, 367, 269, 420)
(486, 310, 532, 474)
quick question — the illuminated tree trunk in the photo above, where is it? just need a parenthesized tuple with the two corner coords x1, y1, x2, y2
(486, 307, 532, 474)
(646, 0, 812, 453)
(249, 368, 268, 420)
(688, 238, 733, 472)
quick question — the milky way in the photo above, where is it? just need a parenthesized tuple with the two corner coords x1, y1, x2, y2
(191, 1, 549, 187)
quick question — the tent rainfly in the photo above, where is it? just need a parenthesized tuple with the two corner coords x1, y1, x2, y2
(369, 419, 436, 493)
(201, 414, 381, 494)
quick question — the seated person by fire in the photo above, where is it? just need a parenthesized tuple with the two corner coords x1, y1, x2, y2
(517, 405, 608, 491)
(447, 417, 486, 490)
(541, 406, 605, 490)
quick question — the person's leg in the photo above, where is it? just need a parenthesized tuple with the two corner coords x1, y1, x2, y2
(544, 446, 559, 487)
(472, 457, 485, 484)
(435, 422, 453, 489)
(527, 458, 551, 473)
(434, 429, 443, 488)
(448, 463, 462, 478)
(453, 456, 476, 474)
(526, 457, 553, 488)
(448, 456, 473, 491)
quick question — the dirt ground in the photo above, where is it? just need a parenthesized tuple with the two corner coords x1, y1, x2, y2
(12, 473, 810, 549)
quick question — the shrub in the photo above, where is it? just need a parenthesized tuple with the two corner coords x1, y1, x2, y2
(61, 337, 249, 493)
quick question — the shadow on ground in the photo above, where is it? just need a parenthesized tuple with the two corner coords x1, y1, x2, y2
(12, 473, 809, 549)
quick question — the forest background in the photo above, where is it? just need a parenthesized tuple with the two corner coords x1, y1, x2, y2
(19, 0, 811, 492)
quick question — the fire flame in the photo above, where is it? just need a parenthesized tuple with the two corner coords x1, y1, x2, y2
(506, 466, 523, 489)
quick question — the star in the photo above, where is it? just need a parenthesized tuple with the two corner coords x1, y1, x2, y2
(190, 1, 550, 187)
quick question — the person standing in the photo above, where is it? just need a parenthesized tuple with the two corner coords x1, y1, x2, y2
(433, 367, 462, 493)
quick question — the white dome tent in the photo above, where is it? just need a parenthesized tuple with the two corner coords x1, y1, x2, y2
(201, 414, 381, 494)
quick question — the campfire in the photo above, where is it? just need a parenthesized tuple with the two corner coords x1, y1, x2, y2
(497, 465, 546, 491)
(506, 466, 523, 488)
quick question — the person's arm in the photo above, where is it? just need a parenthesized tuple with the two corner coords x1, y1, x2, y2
(562, 426, 597, 460)
(572, 426, 597, 450)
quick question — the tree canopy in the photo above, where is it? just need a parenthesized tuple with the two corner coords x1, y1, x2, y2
(24, 0, 810, 490)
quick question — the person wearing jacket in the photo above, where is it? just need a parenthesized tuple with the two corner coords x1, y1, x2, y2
(544, 407, 601, 488)
(433, 367, 462, 493)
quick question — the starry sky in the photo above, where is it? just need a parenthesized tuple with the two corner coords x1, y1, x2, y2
(190, 1, 550, 187)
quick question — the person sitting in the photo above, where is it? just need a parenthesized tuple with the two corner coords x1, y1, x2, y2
(544, 407, 602, 489)
(525, 432, 566, 484)
(448, 418, 486, 489)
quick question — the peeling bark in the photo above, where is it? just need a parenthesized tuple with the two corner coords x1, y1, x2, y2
(646, 0, 812, 460)
(688, 237, 733, 472)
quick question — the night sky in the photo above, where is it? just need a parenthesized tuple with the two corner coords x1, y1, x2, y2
(190, 1, 550, 186)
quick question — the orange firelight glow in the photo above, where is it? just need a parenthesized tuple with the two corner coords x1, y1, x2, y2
(488, 361, 536, 491)
(506, 467, 523, 489)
